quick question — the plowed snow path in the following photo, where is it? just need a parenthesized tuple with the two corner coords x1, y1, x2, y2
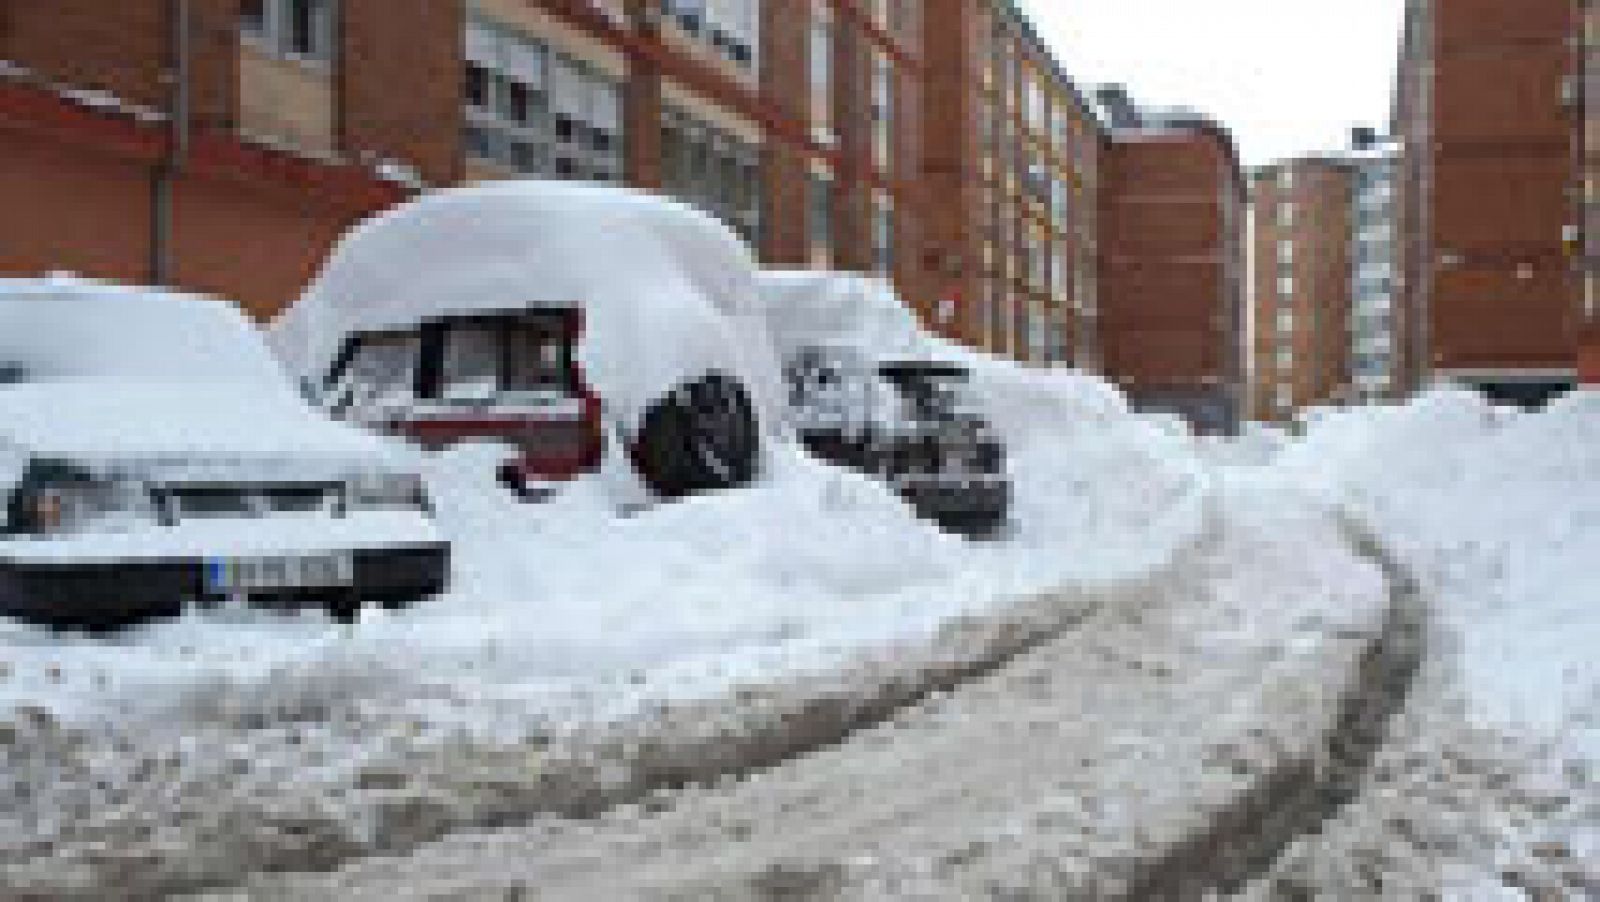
(214, 478, 1390, 900)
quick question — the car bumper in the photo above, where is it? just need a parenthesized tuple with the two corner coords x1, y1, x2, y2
(898, 478, 1011, 535)
(0, 543, 449, 628)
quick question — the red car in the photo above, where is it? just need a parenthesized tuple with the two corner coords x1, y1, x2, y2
(275, 181, 776, 501)
(320, 307, 603, 497)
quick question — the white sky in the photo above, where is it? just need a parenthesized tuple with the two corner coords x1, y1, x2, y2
(1018, 0, 1407, 167)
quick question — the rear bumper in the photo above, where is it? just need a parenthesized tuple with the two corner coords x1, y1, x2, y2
(0, 543, 449, 628)
(898, 478, 1011, 536)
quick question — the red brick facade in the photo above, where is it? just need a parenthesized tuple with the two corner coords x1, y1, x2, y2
(1395, 0, 1582, 393)
(1098, 124, 1246, 431)
(1250, 159, 1356, 421)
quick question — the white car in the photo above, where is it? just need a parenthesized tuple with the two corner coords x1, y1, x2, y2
(0, 278, 449, 629)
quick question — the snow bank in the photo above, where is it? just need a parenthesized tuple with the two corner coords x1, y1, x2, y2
(271, 182, 787, 440)
(1277, 389, 1600, 763)
(0, 349, 1208, 893)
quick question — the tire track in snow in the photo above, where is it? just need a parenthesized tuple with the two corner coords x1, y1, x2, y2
(1120, 518, 1428, 899)
(4, 503, 1221, 900)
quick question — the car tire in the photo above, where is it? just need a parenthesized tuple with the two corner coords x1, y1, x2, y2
(632, 372, 760, 500)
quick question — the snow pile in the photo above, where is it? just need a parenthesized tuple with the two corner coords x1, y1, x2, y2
(0, 345, 1208, 893)
(1279, 389, 1600, 761)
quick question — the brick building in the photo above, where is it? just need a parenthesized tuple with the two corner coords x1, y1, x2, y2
(1249, 134, 1403, 423)
(1394, 0, 1584, 405)
(921, 0, 1102, 365)
(0, 0, 925, 325)
(1097, 90, 1247, 434)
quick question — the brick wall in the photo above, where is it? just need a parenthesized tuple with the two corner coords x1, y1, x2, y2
(1400, 0, 1581, 379)
(339, 0, 464, 185)
(1100, 132, 1240, 400)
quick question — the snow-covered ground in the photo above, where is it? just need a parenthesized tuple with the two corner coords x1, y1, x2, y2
(1275, 389, 1600, 766)
(1241, 389, 1600, 897)
(0, 361, 1207, 895)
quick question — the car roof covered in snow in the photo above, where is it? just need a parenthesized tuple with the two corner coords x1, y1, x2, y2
(0, 278, 406, 474)
(272, 181, 784, 435)
(754, 271, 939, 365)
(0, 277, 292, 386)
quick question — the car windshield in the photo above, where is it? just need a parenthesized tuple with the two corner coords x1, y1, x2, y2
(878, 363, 972, 420)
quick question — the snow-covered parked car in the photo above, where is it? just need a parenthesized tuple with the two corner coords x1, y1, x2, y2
(756, 272, 1011, 537)
(272, 181, 783, 501)
(0, 279, 449, 629)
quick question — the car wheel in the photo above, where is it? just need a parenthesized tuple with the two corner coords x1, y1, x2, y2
(632, 372, 760, 500)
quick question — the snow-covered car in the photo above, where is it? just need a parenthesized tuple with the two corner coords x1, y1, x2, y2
(273, 181, 783, 501)
(756, 272, 1011, 537)
(0, 278, 449, 629)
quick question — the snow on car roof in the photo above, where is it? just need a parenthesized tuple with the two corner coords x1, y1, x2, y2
(0, 278, 405, 474)
(755, 271, 937, 364)
(0, 277, 291, 387)
(272, 181, 784, 436)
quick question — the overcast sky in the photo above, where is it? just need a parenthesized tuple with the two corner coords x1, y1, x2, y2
(1018, 0, 1407, 167)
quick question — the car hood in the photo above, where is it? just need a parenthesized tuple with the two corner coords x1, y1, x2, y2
(0, 383, 413, 483)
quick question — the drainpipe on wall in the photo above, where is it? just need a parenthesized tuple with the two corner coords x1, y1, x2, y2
(151, 0, 192, 286)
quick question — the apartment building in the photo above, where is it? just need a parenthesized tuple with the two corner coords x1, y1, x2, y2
(1248, 132, 1403, 423)
(1348, 139, 1404, 402)
(0, 0, 924, 324)
(1097, 89, 1247, 434)
(921, 0, 1102, 365)
(1394, 0, 1583, 406)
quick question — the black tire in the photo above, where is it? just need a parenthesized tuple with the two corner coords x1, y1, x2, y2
(633, 372, 760, 500)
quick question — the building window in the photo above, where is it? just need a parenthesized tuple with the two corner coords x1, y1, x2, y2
(242, 0, 337, 63)
(660, 105, 762, 244)
(808, 172, 833, 253)
(664, 0, 758, 70)
(873, 198, 895, 275)
(871, 56, 895, 175)
(466, 18, 621, 180)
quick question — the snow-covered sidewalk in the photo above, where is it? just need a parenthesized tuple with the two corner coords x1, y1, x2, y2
(209, 474, 1392, 900)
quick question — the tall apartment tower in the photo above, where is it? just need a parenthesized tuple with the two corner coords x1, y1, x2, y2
(0, 0, 924, 324)
(1249, 134, 1403, 422)
(1348, 139, 1404, 402)
(920, 0, 1103, 366)
(1097, 90, 1247, 434)
(1394, 0, 1584, 405)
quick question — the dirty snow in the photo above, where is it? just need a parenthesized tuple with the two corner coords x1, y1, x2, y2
(213, 472, 1391, 901)
(1278, 389, 1600, 764)
(1247, 388, 1600, 898)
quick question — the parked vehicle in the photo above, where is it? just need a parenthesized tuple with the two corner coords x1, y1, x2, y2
(273, 181, 781, 501)
(757, 272, 1011, 537)
(0, 278, 450, 629)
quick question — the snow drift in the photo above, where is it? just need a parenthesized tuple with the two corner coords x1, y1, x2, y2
(1278, 389, 1600, 763)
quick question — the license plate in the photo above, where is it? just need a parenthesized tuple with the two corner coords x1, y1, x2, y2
(207, 553, 354, 594)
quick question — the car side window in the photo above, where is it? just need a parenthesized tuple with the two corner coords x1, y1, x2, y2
(335, 334, 419, 420)
(0, 362, 25, 385)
